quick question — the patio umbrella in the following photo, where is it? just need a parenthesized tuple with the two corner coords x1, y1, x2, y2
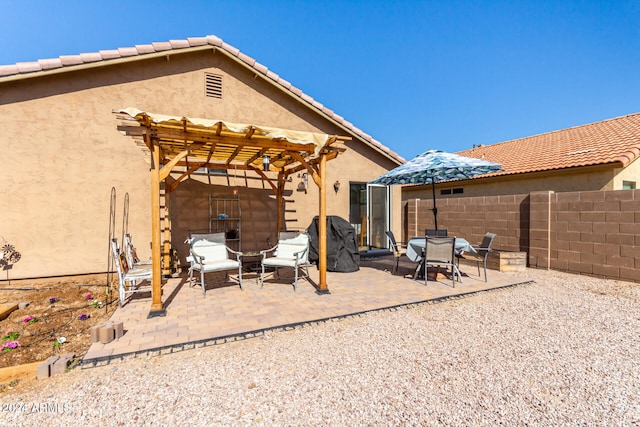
(369, 149, 502, 230)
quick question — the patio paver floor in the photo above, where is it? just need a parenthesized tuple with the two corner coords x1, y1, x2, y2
(82, 255, 532, 365)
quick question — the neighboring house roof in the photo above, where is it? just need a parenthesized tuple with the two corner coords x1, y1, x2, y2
(458, 112, 640, 178)
(0, 35, 404, 166)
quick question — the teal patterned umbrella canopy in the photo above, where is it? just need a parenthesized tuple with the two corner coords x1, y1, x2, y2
(370, 149, 502, 229)
(369, 149, 502, 186)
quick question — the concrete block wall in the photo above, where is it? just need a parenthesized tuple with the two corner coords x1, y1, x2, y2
(549, 189, 640, 282)
(405, 194, 529, 253)
(405, 188, 639, 283)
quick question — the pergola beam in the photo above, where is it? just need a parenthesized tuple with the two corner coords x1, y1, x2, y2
(147, 127, 318, 153)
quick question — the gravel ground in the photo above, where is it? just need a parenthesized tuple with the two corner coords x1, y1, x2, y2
(2, 268, 639, 426)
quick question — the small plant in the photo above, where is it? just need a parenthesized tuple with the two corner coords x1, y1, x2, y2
(77, 314, 90, 321)
(53, 336, 66, 349)
(90, 300, 102, 308)
(1, 341, 20, 352)
(2, 330, 19, 341)
(49, 297, 60, 304)
(23, 315, 39, 324)
(85, 293, 92, 301)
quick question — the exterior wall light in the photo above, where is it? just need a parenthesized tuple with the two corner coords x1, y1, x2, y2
(297, 172, 309, 193)
(262, 155, 270, 171)
(333, 180, 341, 193)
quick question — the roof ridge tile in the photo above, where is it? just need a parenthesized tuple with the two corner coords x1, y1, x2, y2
(99, 50, 121, 60)
(237, 52, 255, 67)
(80, 52, 103, 63)
(169, 40, 190, 49)
(16, 61, 41, 73)
(59, 55, 83, 66)
(205, 35, 223, 46)
(135, 44, 155, 54)
(0, 65, 19, 76)
(38, 58, 63, 70)
(186, 37, 207, 46)
(117, 47, 139, 57)
(221, 42, 239, 56)
(151, 41, 172, 52)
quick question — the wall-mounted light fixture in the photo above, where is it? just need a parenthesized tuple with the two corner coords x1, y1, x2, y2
(262, 155, 270, 171)
(297, 172, 308, 193)
(333, 180, 341, 194)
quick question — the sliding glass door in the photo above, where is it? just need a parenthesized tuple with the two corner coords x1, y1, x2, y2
(349, 183, 390, 250)
(367, 184, 390, 250)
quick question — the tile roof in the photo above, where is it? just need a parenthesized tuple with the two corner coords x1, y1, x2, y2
(0, 35, 405, 165)
(457, 113, 640, 177)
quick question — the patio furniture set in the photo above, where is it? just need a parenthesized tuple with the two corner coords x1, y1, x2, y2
(110, 227, 495, 307)
(109, 231, 311, 304)
(386, 230, 496, 286)
(185, 231, 311, 296)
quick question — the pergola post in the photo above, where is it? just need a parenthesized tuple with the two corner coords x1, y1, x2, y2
(162, 179, 172, 276)
(149, 137, 166, 317)
(317, 154, 329, 293)
(277, 172, 285, 233)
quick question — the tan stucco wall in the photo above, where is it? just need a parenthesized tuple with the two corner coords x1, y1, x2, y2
(613, 157, 640, 189)
(0, 50, 399, 279)
(401, 165, 621, 202)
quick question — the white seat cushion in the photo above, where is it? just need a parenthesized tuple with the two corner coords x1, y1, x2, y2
(192, 241, 228, 261)
(196, 259, 240, 271)
(263, 257, 304, 268)
(274, 234, 309, 261)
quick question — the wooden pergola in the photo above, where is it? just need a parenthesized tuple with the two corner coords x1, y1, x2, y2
(115, 108, 349, 317)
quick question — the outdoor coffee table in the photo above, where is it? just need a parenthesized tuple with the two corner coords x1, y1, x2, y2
(240, 251, 261, 270)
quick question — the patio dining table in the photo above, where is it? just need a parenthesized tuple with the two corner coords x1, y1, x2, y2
(406, 236, 476, 263)
(406, 236, 476, 280)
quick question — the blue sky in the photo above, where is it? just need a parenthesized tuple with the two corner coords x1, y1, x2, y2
(2, 0, 639, 160)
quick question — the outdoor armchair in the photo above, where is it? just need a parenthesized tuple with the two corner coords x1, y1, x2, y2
(187, 232, 243, 296)
(260, 232, 310, 290)
(459, 232, 496, 282)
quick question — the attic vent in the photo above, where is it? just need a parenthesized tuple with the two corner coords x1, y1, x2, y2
(205, 73, 223, 99)
(567, 148, 594, 156)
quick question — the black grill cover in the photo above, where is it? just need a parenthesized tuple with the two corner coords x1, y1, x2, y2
(307, 216, 360, 272)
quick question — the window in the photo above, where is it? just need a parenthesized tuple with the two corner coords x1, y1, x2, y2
(440, 188, 463, 195)
(205, 73, 223, 99)
(622, 181, 636, 190)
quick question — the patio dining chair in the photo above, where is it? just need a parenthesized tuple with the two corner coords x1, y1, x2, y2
(260, 231, 310, 290)
(423, 236, 462, 288)
(187, 232, 243, 296)
(426, 229, 448, 237)
(385, 230, 407, 275)
(110, 238, 152, 307)
(458, 232, 496, 282)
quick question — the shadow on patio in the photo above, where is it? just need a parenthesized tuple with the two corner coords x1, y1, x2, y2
(82, 254, 532, 366)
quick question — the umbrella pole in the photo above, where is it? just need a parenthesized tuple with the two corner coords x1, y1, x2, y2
(431, 180, 438, 230)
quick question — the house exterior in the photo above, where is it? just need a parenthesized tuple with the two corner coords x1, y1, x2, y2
(0, 36, 404, 280)
(400, 114, 640, 283)
(403, 112, 640, 201)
